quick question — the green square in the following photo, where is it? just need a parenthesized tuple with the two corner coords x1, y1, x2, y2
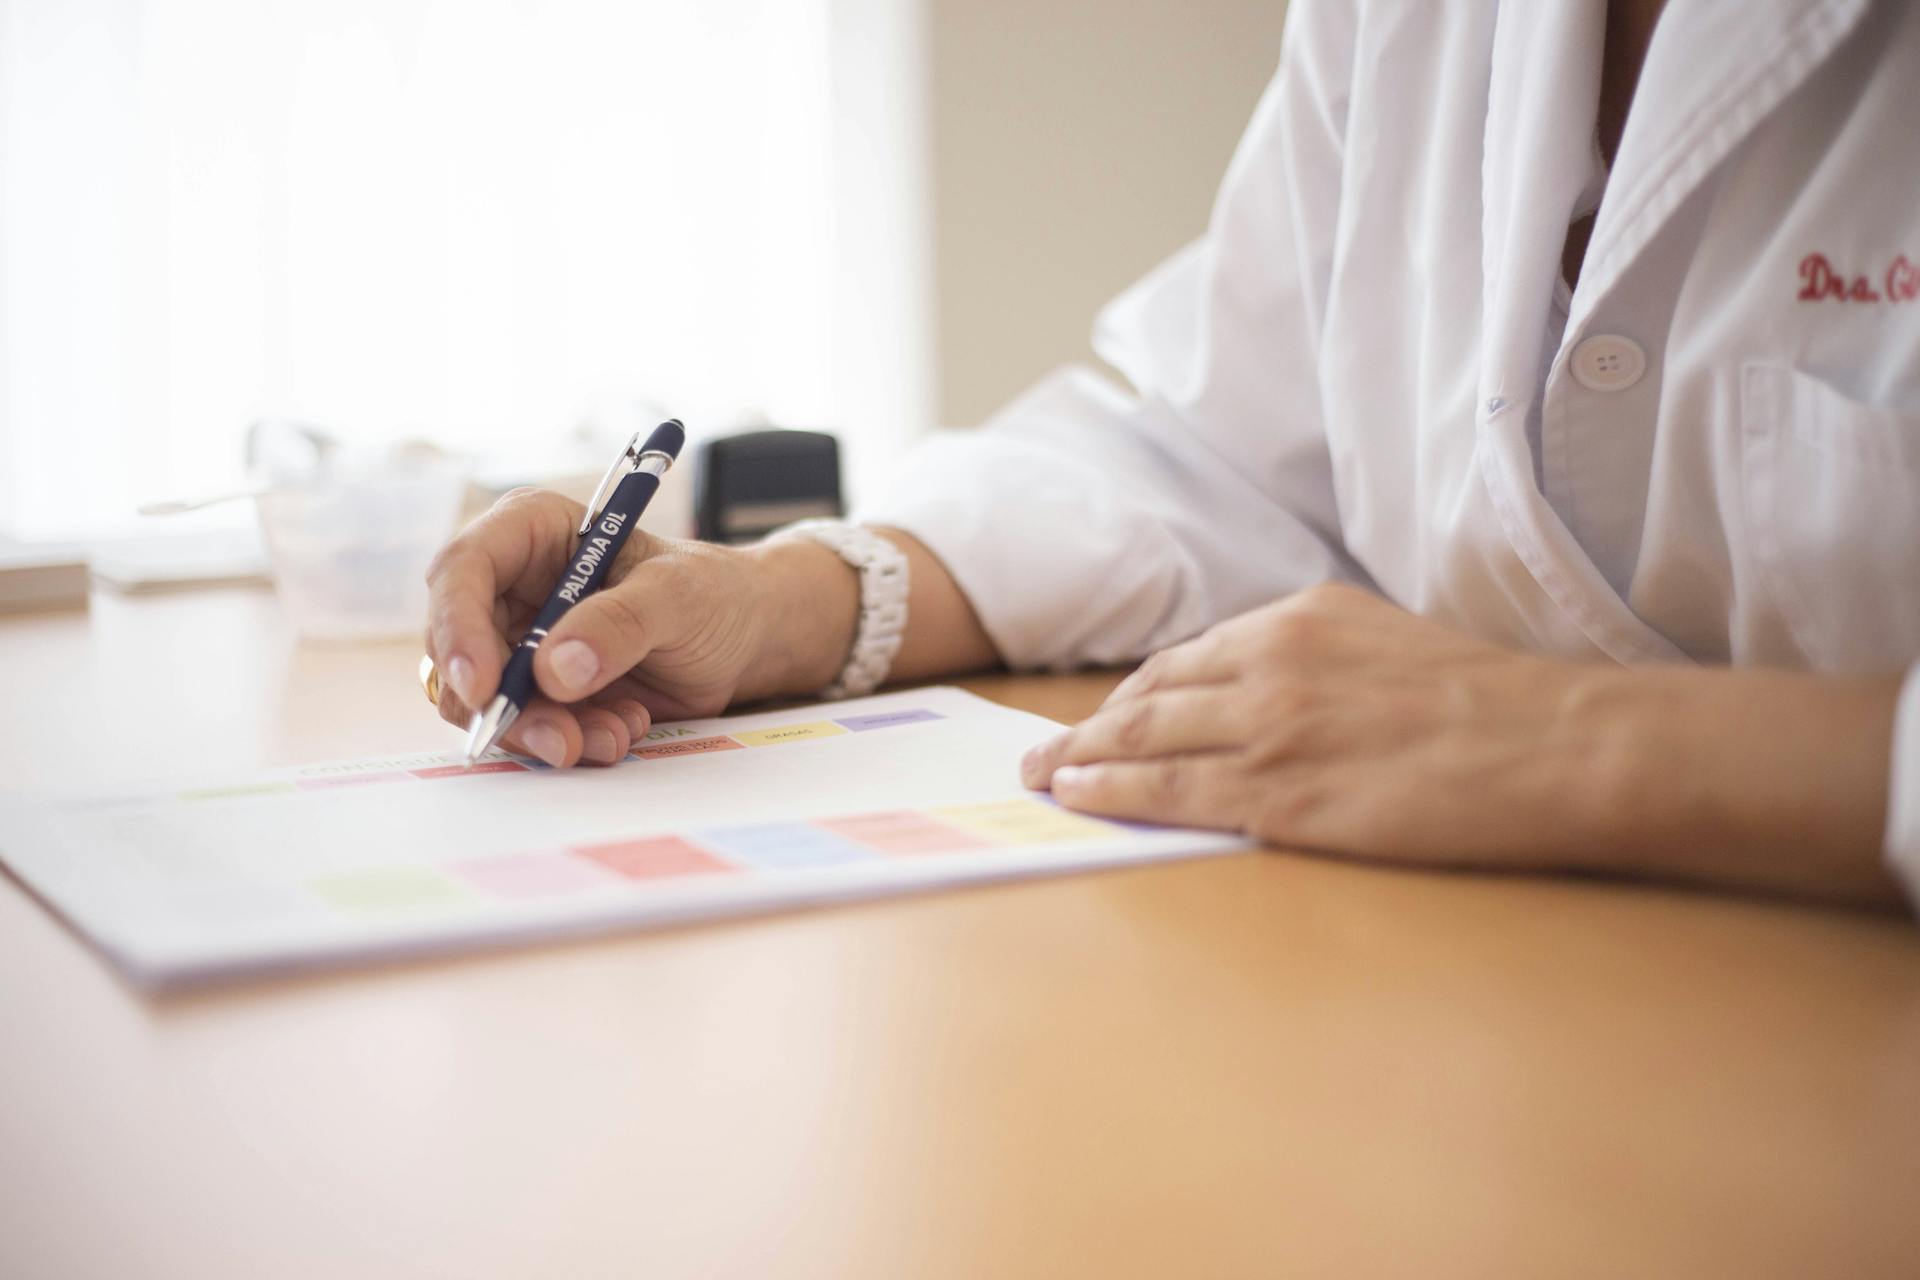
(309, 867, 471, 914)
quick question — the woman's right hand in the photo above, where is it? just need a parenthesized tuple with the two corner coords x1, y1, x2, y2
(424, 488, 859, 768)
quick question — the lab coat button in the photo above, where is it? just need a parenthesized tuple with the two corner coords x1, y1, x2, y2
(1570, 335, 1647, 392)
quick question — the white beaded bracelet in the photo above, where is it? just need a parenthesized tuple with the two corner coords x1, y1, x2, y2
(780, 520, 910, 699)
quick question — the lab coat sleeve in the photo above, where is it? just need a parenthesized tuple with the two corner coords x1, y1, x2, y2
(1886, 666, 1920, 910)
(853, 0, 1366, 670)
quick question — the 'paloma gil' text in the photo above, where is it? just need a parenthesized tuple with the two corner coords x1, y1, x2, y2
(558, 510, 629, 603)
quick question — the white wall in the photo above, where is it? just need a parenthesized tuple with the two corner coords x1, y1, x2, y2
(926, 0, 1288, 427)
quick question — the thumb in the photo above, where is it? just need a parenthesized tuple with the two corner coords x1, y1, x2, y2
(532, 555, 681, 702)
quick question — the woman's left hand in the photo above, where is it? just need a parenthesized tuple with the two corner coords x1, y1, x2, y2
(1019, 583, 1900, 900)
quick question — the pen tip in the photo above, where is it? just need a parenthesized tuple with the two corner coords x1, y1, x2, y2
(462, 694, 520, 768)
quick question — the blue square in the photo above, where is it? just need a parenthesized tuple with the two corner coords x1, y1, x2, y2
(693, 822, 876, 870)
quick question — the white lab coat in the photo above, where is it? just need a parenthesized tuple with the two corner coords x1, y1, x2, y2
(857, 0, 1920, 903)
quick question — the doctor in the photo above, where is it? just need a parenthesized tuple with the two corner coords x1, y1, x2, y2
(425, 0, 1920, 910)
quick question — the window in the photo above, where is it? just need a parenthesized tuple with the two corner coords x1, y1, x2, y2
(0, 0, 929, 540)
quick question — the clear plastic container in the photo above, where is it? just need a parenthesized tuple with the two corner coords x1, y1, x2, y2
(254, 459, 469, 641)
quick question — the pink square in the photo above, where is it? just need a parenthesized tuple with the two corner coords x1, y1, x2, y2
(572, 835, 737, 881)
(412, 760, 529, 780)
(814, 810, 991, 856)
(452, 851, 619, 899)
(633, 735, 745, 761)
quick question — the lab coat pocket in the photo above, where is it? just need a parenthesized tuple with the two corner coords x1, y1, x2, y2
(1740, 362, 1920, 671)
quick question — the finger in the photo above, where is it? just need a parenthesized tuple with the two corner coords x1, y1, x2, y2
(425, 489, 580, 707)
(450, 688, 656, 763)
(497, 699, 584, 768)
(424, 543, 506, 708)
(436, 685, 475, 731)
(1048, 753, 1252, 832)
(592, 697, 652, 747)
(1105, 635, 1237, 708)
(438, 651, 615, 769)
(530, 547, 686, 702)
(448, 681, 595, 769)
(575, 704, 632, 766)
(1020, 687, 1246, 788)
(438, 683, 580, 771)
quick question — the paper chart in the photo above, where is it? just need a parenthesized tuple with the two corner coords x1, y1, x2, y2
(0, 686, 1245, 986)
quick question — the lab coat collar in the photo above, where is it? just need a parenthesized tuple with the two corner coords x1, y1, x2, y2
(1479, 0, 1605, 419)
(1571, 0, 1873, 325)
(1474, 0, 1871, 663)
(1480, 0, 1872, 401)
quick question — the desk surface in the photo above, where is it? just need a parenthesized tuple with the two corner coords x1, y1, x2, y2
(2, 589, 1917, 1278)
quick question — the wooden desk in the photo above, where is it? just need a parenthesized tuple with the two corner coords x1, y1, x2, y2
(2, 589, 1917, 1278)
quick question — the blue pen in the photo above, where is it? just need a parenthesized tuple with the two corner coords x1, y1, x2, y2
(463, 419, 686, 764)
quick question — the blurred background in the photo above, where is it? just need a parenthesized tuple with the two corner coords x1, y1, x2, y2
(0, 0, 1283, 553)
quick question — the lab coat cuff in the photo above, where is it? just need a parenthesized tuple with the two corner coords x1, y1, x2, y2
(852, 430, 1186, 671)
(850, 437, 1043, 669)
(1886, 665, 1920, 911)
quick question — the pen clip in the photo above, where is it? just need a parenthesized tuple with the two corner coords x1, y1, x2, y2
(577, 431, 645, 537)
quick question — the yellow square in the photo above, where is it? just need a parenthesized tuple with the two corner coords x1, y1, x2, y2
(177, 782, 298, 803)
(732, 721, 849, 747)
(930, 799, 1116, 844)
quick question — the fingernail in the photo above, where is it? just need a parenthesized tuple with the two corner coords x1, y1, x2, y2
(582, 727, 618, 764)
(616, 706, 649, 743)
(448, 655, 476, 704)
(549, 640, 599, 693)
(522, 724, 567, 768)
(1049, 765, 1085, 793)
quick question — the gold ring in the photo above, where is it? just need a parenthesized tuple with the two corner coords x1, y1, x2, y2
(419, 654, 442, 705)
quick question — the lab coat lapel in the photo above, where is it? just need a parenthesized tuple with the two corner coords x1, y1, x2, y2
(1473, 0, 1872, 664)
(1479, 0, 1602, 421)
(1475, 0, 1690, 662)
(1567, 0, 1873, 332)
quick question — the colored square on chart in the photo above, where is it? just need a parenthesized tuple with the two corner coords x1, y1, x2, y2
(177, 782, 299, 803)
(309, 868, 471, 914)
(573, 835, 738, 881)
(1033, 791, 1164, 834)
(410, 760, 529, 780)
(693, 822, 875, 870)
(731, 721, 848, 748)
(452, 851, 620, 899)
(633, 734, 745, 761)
(832, 709, 945, 732)
(296, 771, 414, 791)
(814, 810, 992, 856)
(931, 798, 1119, 844)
